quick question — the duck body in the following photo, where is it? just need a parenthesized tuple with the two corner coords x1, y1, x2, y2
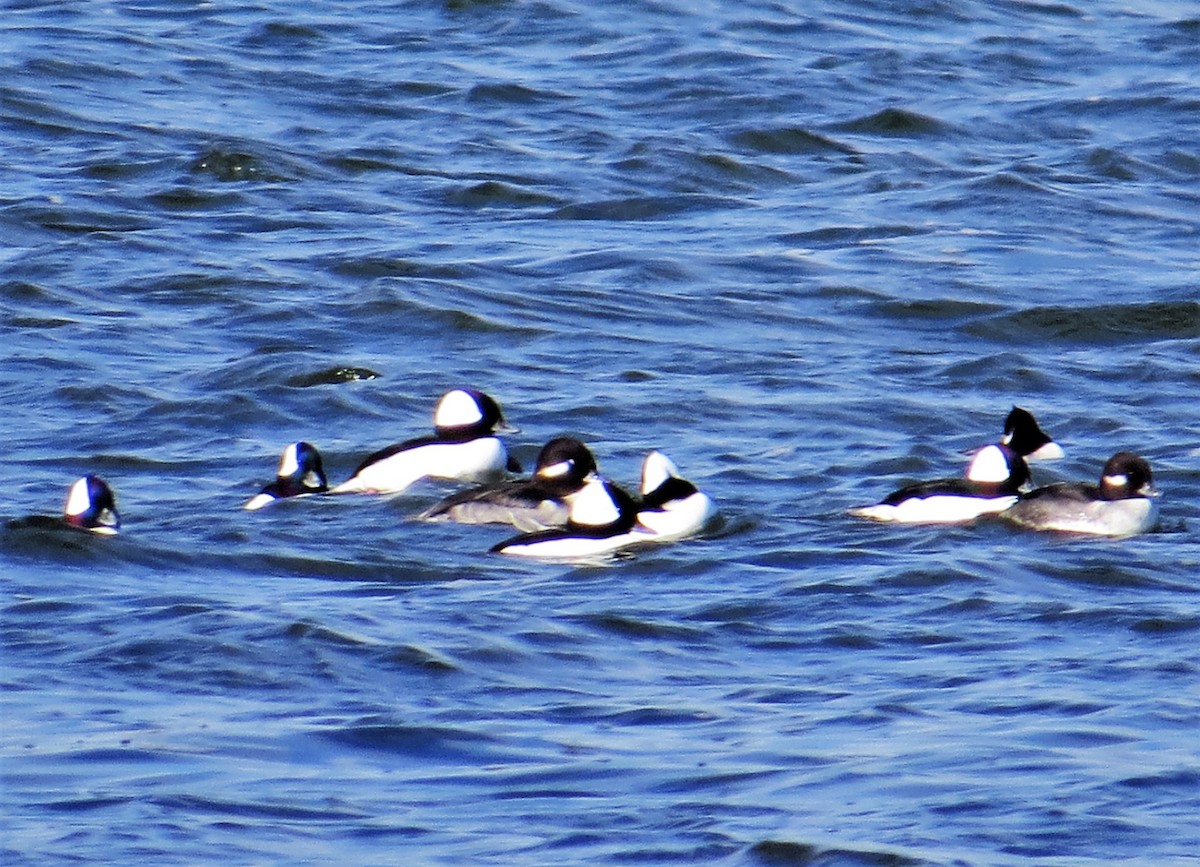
(851, 443, 1030, 524)
(244, 442, 328, 510)
(634, 451, 716, 541)
(419, 437, 596, 532)
(491, 475, 646, 559)
(1001, 452, 1158, 536)
(63, 475, 121, 535)
(332, 389, 518, 495)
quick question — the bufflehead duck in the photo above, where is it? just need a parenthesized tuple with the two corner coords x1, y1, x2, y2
(851, 443, 1030, 524)
(244, 441, 329, 510)
(11, 474, 123, 536)
(7, 475, 120, 535)
(634, 451, 716, 541)
(491, 474, 646, 559)
(418, 436, 597, 531)
(332, 388, 519, 495)
(1000, 451, 1159, 537)
(63, 475, 121, 535)
(1002, 406, 1065, 462)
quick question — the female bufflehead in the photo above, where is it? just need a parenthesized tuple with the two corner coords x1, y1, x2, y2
(1002, 406, 1065, 462)
(634, 451, 717, 541)
(244, 442, 329, 510)
(418, 436, 597, 531)
(1000, 451, 1159, 537)
(332, 388, 519, 495)
(851, 443, 1030, 524)
(491, 474, 646, 559)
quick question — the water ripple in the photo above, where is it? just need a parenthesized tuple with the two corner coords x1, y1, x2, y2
(4, 1, 1200, 864)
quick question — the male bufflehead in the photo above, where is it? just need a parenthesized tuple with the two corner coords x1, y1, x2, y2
(7, 475, 121, 535)
(851, 443, 1030, 524)
(63, 475, 121, 535)
(332, 388, 519, 495)
(418, 436, 597, 532)
(244, 441, 329, 510)
(1002, 406, 1065, 462)
(9, 474, 124, 536)
(1000, 451, 1159, 537)
(634, 451, 716, 541)
(490, 474, 646, 559)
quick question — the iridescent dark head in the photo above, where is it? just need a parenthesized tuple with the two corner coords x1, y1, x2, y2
(433, 389, 514, 438)
(63, 475, 120, 535)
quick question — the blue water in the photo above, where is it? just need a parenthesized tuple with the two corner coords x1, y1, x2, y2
(3, 1, 1199, 864)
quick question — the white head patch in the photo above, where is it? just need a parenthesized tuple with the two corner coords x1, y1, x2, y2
(434, 389, 484, 428)
(570, 478, 620, 527)
(277, 443, 301, 477)
(966, 444, 1010, 483)
(537, 460, 573, 479)
(640, 451, 678, 495)
(1103, 473, 1128, 488)
(64, 477, 92, 517)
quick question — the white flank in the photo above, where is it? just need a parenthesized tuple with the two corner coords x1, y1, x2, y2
(243, 492, 275, 511)
(333, 438, 506, 495)
(637, 492, 716, 541)
(499, 533, 637, 559)
(852, 493, 1016, 524)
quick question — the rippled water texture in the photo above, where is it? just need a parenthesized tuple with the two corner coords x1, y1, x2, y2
(3, 1, 1199, 864)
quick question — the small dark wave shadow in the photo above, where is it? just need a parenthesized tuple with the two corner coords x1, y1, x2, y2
(443, 179, 565, 210)
(153, 793, 366, 822)
(549, 193, 740, 221)
(729, 126, 860, 157)
(188, 141, 305, 184)
(285, 621, 459, 672)
(239, 21, 327, 52)
(572, 611, 706, 643)
(314, 718, 529, 764)
(748, 838, 926, 866)
(1129, 615, 1200, 636)
(41, 794, 139, 814)
(1033, 558, 1189, 593)
(1, 521, 120, 561)
(829, 107, 955, 139)
(965, 300, 1199, 346)
(334, 283, 549, 338)
(284, 366, 381, 388)
(1119, 768, 1200, 792)
(778, 224, 934, 250)
(466, 81, 573, 106)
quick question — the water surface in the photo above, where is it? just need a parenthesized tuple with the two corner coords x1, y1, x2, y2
(3, 1, 1199, 864)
